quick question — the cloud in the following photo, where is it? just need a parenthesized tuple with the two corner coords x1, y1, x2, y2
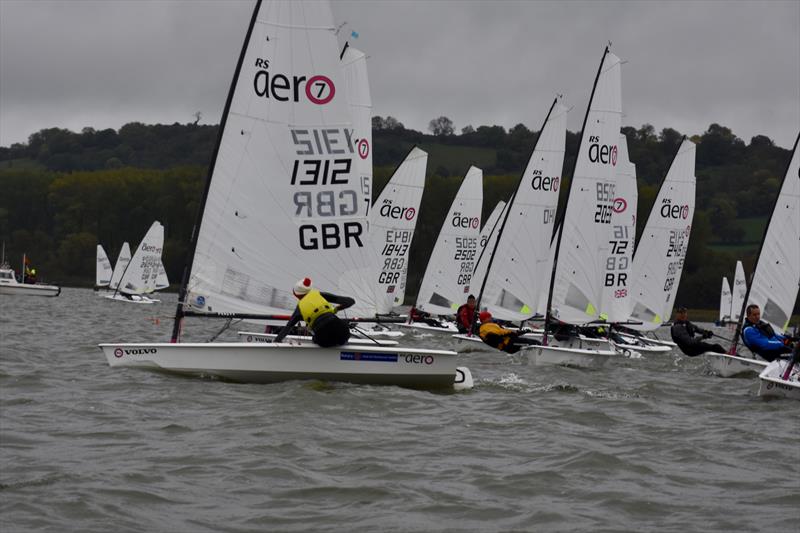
(1, 0, 797, 148)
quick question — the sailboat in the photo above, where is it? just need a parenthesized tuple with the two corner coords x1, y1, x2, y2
(99, 0, 471, 390)
(530, 48, 622, 367)
(370, 147, 428, 314)
(103, 222, 164, 304)
(453, 99, 567, 350)
(96, 245, 113, 290)
(621, 137, 697, 347)
(718, 276, 732, 325)
(730, 260, 746, 323)
(705, 132, 799, 382)
(401, 166, 483, 333)
(107, 242, 131, 293)
(576, 133, 668, 356)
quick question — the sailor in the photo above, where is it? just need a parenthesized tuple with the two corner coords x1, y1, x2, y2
(478, 311, 540, 354)
(456, 294, 477, 333)
(670, 307, 725, 357)
(408, 306, 444, 328)
(24, 267, 37, 284)
(741, 304, 795, 362)
(273, 278, 354, 348)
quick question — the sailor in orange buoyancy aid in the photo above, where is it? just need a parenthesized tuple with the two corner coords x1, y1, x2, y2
(274, 278, 355, 347)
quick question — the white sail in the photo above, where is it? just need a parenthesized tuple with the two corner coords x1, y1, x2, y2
(730, 260, 747, 322)
(370, 147, 427, 314)
(481, 102, 568, 321)
(537, 231, 557, 316)
(96, 244, 113, 287)
(108, 242, 131, 290)
(341, 44, 372, 222)
(119, 222, 164, 295)
(598, 132, 638, 322)
(183, 1, 376, 318)
(416, 166, 483, 315)
(156, 262, 169, 290)
(744, 134, 800, 333)
(470, 200, 507, 298)
(629, 139, 696, 331)
(550, 51, 623, 325)
(719, 277, 732, 322)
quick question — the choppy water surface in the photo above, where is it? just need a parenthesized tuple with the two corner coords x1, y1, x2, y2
(1, 288, 798, 532)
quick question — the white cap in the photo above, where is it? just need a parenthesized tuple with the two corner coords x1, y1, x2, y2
(293, 277, 312, 296)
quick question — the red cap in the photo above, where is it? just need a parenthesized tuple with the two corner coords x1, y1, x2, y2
(479, 311, 492, 322)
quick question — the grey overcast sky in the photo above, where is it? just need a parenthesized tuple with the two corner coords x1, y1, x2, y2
(1, 0, 798, 148)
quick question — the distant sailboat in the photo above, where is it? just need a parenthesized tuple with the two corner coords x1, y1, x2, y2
(107, 242, 131, 292)
(96, 244, 113, 289)
(718, 276, 732, 324)
(407, 166, 483, 331)
(104, 222, 164, 304)
(730, 260, 746, 323)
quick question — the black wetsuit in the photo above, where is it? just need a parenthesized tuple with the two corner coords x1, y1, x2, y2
(274, 292, 354, 347)
(670, 320, 725, 357)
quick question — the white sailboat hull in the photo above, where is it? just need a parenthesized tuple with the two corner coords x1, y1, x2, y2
(398, 322, 459, 333)
(703, 352, 768, 378)
(525, 344, 612, 368)
(618, 332, 676, 348)
(103, 293, 159, 304)
(0, 283, 60, 297)
(758, 359, 800, 400)
(99, 342, 471, 390)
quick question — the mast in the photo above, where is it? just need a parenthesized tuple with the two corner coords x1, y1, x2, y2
(170, 0, 263, 342)
(729, 132, 800, 354)
(542, 47, 609, 345)
(474, 98, 559, 325)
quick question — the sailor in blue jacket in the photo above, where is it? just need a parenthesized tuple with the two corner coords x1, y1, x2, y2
(741, 304, 794, 362)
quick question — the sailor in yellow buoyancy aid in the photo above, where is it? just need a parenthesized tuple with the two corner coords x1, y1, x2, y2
(478, 311, 540, 354)
(274, 277, 355, 347)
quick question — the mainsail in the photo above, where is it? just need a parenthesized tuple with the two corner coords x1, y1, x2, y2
(156, 262, 170, 291)
(96, 245, 113, 287)
(598, 133, 638, 322)
(108, 242, 131, 291)
(733, 132, 799, 342)
(548, 49, 623, 325)
(119, 221, 164, 295)
(470, 200, 507, 296)
(628, 138, 696, 331)
(175, 0, 376, 333)
(370, 147, 428, 314)
(416, 167, 483, 315)
(719, 277, 732, 322)
(730, 260, 746, 323)
(479, 100, 568, 322)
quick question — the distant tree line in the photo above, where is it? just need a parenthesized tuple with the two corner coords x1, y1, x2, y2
(0, 119, 795, 314)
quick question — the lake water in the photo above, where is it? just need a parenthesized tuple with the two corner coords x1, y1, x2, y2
(1, 288, 798, 532)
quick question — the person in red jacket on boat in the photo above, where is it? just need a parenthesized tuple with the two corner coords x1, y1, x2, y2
(456, 294, 476, 334)
(274, 278, 354, 347)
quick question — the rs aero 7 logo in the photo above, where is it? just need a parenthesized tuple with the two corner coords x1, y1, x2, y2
(379, 200, 416, 220)
(451, 212, 480, 229)
(588, 136, 617, 166)
(660, 198, 690, 219)
(114, 347, 158, 358)
(252, 58, 334, 105)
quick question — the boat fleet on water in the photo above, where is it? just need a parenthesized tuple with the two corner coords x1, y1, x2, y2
(95, 221, 169, 304)
(4, 1, 798, 397)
